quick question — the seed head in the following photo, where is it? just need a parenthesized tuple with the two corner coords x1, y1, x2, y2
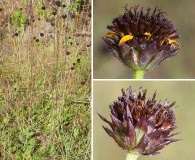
(41, 6, 46, 10)
(98, 86, 181, 156)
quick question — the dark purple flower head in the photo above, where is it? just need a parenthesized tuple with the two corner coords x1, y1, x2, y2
(103, 6, 181, 71)
(98, 86, 181, 156)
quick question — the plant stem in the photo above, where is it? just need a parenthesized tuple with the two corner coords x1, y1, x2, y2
(126, 152, 140, 160)
(132, 70, 144, 79)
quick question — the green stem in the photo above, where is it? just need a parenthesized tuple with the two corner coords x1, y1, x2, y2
(132, 70, 144, 79)
(126, 152, 140, 160)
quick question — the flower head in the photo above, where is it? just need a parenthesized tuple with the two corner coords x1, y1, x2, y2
(103, 6, 181, 71)
(98, 86, 180, 157)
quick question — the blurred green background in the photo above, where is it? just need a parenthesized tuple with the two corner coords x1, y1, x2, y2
(93, 0, 195, 79)
(93, 81, 195, 160)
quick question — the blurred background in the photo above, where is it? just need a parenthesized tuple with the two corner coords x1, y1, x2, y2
(93, 81, 195, 160)
(93, 0, 195, 79)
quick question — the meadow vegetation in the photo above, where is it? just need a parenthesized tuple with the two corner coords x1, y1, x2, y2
(0, 0, 91, 159)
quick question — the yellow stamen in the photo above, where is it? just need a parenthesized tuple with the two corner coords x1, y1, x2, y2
(106, 31, 118, 38)
(168, 39, 180, 47)
(160, 38, 180, 47)
(119, 35, 134, 45)
(160, 39, 166, 46)
(162, 110, 168, 115)
(144, 32, 152, 40)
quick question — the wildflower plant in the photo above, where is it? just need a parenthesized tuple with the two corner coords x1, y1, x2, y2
(98, 86, 181, 160)
(103, 6, 181, 79)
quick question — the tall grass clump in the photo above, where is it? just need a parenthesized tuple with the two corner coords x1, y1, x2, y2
(0, 0, 91, 159)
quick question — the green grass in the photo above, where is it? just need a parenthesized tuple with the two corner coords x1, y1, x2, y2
(0, 0, 91, 159)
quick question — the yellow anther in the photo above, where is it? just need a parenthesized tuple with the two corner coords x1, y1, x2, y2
(168, 39, 180, 47)
(160, 38, 180, 47)
(160, 39, 166, 46)
(106, 31, 118, 38)
(119, 35, 134, 45)
(162, 110, 168, 115)
(144, 32, 152, 40)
